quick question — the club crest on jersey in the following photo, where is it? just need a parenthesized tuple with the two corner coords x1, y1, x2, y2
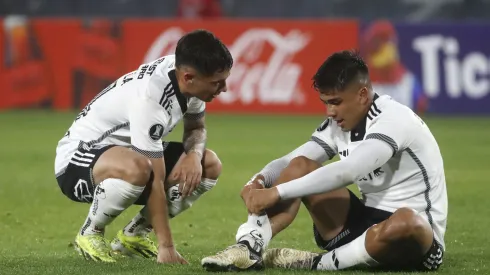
(149, 124, 164, 141)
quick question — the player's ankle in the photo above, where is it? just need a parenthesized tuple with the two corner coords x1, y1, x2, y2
(238, 234, 265, 255)
(79, 228, 105, 236)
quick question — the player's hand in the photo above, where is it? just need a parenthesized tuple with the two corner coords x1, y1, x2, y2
(157, 246, 188, 264)
(240, 175, 265, 206)
(175, 152, 203, 198)
(243, 187, 280, 214)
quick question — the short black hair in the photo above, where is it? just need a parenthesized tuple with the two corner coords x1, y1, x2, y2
(312, 50, 369, 93)
(175, 29, 233, 76)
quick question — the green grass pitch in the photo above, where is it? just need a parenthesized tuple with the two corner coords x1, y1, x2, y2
(0, 111, 489, 274)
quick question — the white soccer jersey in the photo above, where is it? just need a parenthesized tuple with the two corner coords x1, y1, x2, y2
(54, 55, 205, 177)
(308, 94, 448, 249)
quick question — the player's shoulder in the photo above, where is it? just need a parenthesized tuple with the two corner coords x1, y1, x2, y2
(312, 117, 341, 137)
(142, 54, 176, 82)
(370, 94, 416, 122)
(368, 94, 423, 131)
(136, 55, 178, 100)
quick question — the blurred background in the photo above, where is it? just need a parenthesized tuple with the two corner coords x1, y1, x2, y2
(1, 0, 489, 115)
(1, 2, 490, 274)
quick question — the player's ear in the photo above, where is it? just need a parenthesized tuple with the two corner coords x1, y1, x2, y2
(358, 87, 369, 104)
(183, 72, 195, 85)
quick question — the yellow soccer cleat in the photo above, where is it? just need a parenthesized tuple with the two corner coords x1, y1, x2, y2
(74, 233, 116, 263)
(110, 230, 157, 259)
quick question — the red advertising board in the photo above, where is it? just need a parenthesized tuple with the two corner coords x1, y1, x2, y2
(124, 20, 358, 114)
(0, 18, 358, 114)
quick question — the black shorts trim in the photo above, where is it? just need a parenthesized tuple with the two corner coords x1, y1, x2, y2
(313, 190, 392, 251)
(376, 238, 444, 272)
(56, 142, 185, 205)
(56, 144, 116, 203)
(417, 238, 444, 271)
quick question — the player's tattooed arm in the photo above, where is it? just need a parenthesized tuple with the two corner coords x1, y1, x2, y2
(182, 112, 207, 159)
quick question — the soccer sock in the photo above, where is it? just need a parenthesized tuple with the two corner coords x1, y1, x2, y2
(122, 206, 152, 236)
(313, 229, 378, 270)
(79, 178, 144, 236)
(167, 178, 217, 218)
(121, 178, 217, 236)
(235, 213, 272, 254)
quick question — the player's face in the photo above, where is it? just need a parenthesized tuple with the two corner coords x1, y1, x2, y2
(185, 70, 230, 102)
(320, 87, 370, 131)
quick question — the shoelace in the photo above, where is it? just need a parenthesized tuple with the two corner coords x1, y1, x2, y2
(216, 244, 245, 255)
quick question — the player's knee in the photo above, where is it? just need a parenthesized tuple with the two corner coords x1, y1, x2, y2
(380, 208, 431, 242)
(203, 149, 222, 180)
(285, 156, 320, 178)
(124, 156, 153, 187)
(301, 193, 323, 210)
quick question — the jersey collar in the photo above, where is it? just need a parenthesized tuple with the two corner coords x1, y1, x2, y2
(168, 69, 189, 114)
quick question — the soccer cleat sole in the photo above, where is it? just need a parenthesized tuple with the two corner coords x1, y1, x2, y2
(111, 239, 157, 259)
(73, 242, 116, 263)
(202, 261, 264, 272)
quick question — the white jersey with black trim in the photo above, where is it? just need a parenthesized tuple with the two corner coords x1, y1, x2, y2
(311, 94, 448, 249)
(54, 55, 205, 176)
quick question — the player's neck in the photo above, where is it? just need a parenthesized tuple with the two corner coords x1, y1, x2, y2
(358, 93, 377, 124)
(362, 98, 374, 115)
(174, 69, 192, 98)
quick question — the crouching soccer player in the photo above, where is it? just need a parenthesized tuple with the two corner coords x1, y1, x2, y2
(202, 50, 447, 272)
(54, 30, 233, 263)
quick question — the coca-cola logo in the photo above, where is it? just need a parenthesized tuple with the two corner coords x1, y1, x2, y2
(144, 27, 310, 105)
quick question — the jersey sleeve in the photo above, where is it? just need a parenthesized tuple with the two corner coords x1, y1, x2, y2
(276, 139, 394, 200)
(129, 81, 170, 159)
(365, 113, 413, 156)
(310, 118, 338, 160)
(184, 97, 206, 120)
(257, 140, 332, 187)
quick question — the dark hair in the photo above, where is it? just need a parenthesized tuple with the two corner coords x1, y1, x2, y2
(175, 29, 233, 76)
(312, 50, 369, 93)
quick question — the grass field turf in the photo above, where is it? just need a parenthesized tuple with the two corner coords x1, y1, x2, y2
(0, 111, 489, 275)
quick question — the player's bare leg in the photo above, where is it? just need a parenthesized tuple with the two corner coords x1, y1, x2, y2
(201, 156, 351, 271)
(259, 156, 350, 240)
(75, 146, 151, 262)
(363, 208, 437, 269)
(266, 197, 439, 271)
(113, 148, 222, 258)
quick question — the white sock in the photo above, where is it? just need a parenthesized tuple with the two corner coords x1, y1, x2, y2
(80, 178, 144, 236)
(122, 206, 152, 236)
(314, 229, 378, 270)
(120, 178, 217, 236)
(167, 178, 217, 218)
(235, 214, 272, 253)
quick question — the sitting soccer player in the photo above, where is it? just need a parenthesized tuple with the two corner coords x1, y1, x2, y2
(54, 30, 233, 263)
(202, 50, 447, 272)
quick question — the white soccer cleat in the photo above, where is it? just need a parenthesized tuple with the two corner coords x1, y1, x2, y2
(263, 248, 320, 270)
(201, 243, 264, 272)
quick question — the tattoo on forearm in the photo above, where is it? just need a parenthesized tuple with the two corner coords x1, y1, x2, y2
(183, 115, 207, 155)
(183, 128, 206, 153)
